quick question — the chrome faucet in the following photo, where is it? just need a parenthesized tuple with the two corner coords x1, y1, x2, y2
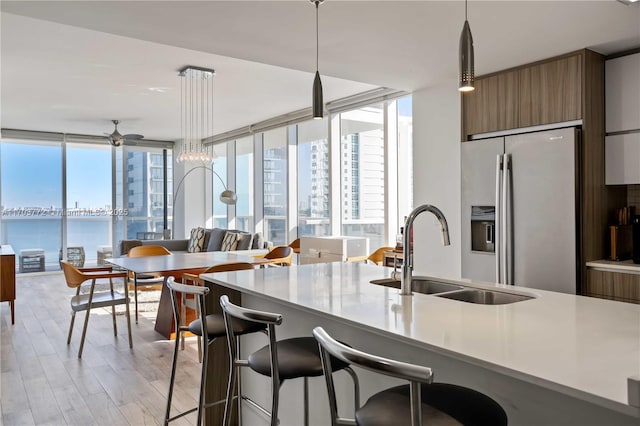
(399, 204, 450, 295)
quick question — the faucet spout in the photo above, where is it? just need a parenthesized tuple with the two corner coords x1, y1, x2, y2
(400, 204, 450, 295)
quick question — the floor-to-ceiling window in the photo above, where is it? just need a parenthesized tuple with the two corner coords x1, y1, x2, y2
(340, 103, 385, 249)
(297, 118, 330, 237)
(0, 139, 63, 269)
(121, 146, 171, 240)
(66, 143, 112, 263)
(209, 92, 412, 250)
(263, 128, 288, 245)
(1, 132, 173, 271)
(211, 142, 229, 228)
(235, 136, 254, 232)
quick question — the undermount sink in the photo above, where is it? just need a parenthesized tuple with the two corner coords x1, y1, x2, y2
(370, 278, 464, 295)
(436, 288, 534, 305)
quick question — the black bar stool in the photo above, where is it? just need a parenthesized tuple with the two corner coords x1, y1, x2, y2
(164, 277, 264, 425)
(220, 295, 360, 426)
(313, 326, 508, 426)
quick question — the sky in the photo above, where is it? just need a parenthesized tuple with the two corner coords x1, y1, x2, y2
(1, 142, 112, 208)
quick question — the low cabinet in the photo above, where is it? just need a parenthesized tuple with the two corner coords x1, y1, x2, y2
(1, 246, 16, 324)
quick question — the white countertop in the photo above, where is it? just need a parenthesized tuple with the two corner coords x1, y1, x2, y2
(202, 262, 640, 417)
(587, 259, 640, 274)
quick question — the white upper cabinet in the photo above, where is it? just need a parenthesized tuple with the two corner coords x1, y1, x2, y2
(605, 53, 640, 185)
(605, 133, 640, 185)
(605, 53, 640, 133)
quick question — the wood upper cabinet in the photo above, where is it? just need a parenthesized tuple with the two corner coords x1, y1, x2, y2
(462, 51, 585, 140)
(463, 70, 518, 136)
(519, 54, 582, 128)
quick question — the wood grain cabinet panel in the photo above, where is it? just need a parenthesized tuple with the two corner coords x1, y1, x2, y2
(586, 269, 640, 304)
(519, 54, 582, 127)
(462, 52, 584, 140)
(462, 70, 519, 137)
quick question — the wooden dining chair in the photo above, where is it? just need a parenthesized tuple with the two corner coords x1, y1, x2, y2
(288, 238, 301, 254)
(347, 246, 395, 265)
(255, 246, 293, 267)
(61, 261, 132, 358)
(128, 245, 172, 324)
(181, 262, 255, 359)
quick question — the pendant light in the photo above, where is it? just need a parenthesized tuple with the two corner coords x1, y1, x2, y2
(312, 0, 324, 119)
(458, 0, 475, 92)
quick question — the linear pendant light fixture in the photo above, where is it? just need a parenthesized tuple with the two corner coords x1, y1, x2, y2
(312, 0, 324, 119)
(458, 0, 475, 92)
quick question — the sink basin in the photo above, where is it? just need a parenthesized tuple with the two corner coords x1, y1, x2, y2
(370, 278, 463, 295)
(436, 288, 534, 305)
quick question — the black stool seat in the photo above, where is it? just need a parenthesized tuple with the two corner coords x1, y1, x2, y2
(248, 336, 350, 381)
(187, 314, 266, 338)
(356, 383, 508, 426)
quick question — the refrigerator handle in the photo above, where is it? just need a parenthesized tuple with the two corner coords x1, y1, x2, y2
(495, 154, 503, 283)
(504, 153, 514, 285)
(501, 153, 509, 285)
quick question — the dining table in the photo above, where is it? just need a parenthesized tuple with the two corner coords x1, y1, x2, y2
(106, 251, 256, 338)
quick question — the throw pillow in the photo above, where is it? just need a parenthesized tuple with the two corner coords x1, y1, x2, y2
(251, 232, 265, 250)
(235, 232, 253, 250)
(207, 228, 227, 252)
(188, 227, 207, 253)
(220, 232, 240, 251)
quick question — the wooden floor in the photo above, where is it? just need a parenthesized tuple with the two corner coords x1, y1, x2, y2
(0, 272, 202, 425)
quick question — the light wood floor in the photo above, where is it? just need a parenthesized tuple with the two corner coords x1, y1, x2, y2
(1, 272, 202, 425)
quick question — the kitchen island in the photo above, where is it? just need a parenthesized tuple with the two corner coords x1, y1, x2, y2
(202, 262, 640, 425)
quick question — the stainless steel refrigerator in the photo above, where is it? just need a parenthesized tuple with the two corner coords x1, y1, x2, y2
(461, 127, 579, 294)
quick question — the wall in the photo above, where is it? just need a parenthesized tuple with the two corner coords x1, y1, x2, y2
(411, 81, 462, 279)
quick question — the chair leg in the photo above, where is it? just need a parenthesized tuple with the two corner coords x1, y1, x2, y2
(134, 276, 139, 324)
(109, 278, 118, 337)
(124, 292, 133, 350)
(78, 309, 92, 358)
(164, 323, 182, 426)
(67, 311, 76, 344)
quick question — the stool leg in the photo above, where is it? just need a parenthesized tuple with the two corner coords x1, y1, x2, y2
(223, 361, 238, 426)
(10, 300, 15, 325)
(197, 335, 210, 426)
(164, 324, 182, 425)
(344, 366, 361, 409)
(303, 377, 309, 426)
(270, 377, 279, 426)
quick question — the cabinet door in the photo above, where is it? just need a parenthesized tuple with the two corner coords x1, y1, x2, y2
(462, 70, 519, 138)
(605, 53, 640, 133)
(605, 133, 640, 185)
(519, 54, 582, 127)
(586, 269, 640, 304)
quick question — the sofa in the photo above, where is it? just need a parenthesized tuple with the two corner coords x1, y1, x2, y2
(118, 227, 271, 257)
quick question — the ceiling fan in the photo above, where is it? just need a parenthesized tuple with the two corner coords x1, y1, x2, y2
(105, 119, 144, 146)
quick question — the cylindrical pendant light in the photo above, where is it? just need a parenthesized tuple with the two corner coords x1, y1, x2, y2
(458, 0, 475, 92)
(312, 0, 324, 119)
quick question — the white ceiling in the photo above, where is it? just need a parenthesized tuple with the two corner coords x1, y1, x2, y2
(1, 1, 639, 141)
